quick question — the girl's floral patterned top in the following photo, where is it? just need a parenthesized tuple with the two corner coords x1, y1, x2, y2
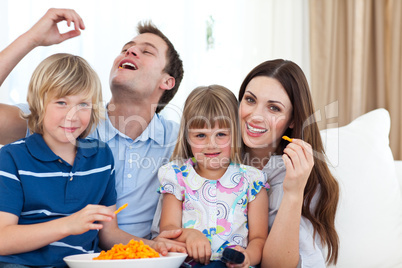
(158, 158, 269, 260)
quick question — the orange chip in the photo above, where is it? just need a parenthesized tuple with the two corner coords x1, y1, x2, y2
(282, 135, 293, 142)
(93, 239, 160, 260)
(114, 203, 128, 214)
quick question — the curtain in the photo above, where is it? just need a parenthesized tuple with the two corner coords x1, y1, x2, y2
(309, 0, 402, 160)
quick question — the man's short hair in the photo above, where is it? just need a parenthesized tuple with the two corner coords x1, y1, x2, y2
(137, 21, 184, 113)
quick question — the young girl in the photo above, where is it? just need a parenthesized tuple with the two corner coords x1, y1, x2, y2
(158, 85, 269, 268)
(0, 53, 183, 267)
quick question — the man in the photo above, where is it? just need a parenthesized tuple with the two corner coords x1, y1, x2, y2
(0, 8, 184, 239)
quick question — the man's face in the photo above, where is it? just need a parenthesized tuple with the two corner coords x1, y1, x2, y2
(109, 33, 170, 102)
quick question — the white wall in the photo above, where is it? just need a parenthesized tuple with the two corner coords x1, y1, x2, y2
(0, 0, 309, 122)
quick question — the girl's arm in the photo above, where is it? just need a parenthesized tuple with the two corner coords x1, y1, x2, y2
(234, 188, 269, 268)
(159, 193, 183, 233)
(261, 139, 314, 268)
(159, 193, 211, 264)
(0, 204, 113, 255)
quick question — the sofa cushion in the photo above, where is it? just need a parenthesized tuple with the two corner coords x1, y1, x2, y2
(320, 108, 402, 268)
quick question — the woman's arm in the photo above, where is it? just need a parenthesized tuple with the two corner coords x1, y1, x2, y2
(261, 191, 303, 268)
(261, 139, 314, 268)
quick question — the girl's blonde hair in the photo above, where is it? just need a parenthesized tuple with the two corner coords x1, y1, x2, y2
(172, 85, 241, 164)
(22, 53, 104, 138)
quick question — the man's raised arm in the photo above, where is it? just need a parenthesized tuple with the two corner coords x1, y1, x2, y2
(0, 8, 85, 144)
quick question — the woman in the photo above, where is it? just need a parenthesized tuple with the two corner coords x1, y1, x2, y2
(238, 59, 339, 267)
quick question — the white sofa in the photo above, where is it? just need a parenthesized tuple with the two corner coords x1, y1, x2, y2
(320, 108, 402, 268)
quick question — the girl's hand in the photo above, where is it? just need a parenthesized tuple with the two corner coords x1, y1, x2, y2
(63, 204, 113, 235)
(27, 8, 85, 47)
(282, 138, 314, 197)
(186, 229, 212, 264)
(225, 246, 250, 268)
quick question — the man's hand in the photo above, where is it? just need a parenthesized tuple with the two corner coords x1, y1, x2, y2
(153, 229, 187, 256)
(27, 8, 85, 47)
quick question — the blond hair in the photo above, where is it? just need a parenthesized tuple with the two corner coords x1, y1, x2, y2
(23, 53, 104, 138)
(172, 85, 241, 164)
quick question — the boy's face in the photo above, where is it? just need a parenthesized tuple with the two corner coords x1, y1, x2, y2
(42, 93, 92, 148)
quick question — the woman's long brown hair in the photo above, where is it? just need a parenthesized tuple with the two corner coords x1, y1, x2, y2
(239, 59, 339, 264)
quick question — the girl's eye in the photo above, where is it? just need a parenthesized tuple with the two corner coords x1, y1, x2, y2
(56, 101, 66, 106)
(195, 133, 206, 138)
(216, 132, 227, 137)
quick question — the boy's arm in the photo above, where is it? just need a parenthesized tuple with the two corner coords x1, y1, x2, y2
(0, 205, 113, 255)
(0, 8, 85, 144)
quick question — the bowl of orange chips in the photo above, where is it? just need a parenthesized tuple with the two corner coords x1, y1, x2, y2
(64, 239, 187, 268)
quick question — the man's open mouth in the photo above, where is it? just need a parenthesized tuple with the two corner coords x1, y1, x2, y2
(119, 62, 137, 70)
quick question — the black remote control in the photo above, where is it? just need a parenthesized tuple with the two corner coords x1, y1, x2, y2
(221, 248, 245, 264)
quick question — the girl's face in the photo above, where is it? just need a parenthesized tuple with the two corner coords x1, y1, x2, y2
(239, 76, 293, 153)
(188, 124, 231, 178)
(42, 93, 92, 149)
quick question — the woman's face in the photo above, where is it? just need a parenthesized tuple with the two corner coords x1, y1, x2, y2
(239, 76, 293, 152)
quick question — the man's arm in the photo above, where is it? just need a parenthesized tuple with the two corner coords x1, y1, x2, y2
(98, 204, 186, 256)
(0, 8, 85, 87)
(0, 8, 85, 144)
(0, 105, 26, 144)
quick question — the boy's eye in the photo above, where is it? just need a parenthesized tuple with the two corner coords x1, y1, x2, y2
(79, 103, 91, 108)
(56, 101, 66, 106)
